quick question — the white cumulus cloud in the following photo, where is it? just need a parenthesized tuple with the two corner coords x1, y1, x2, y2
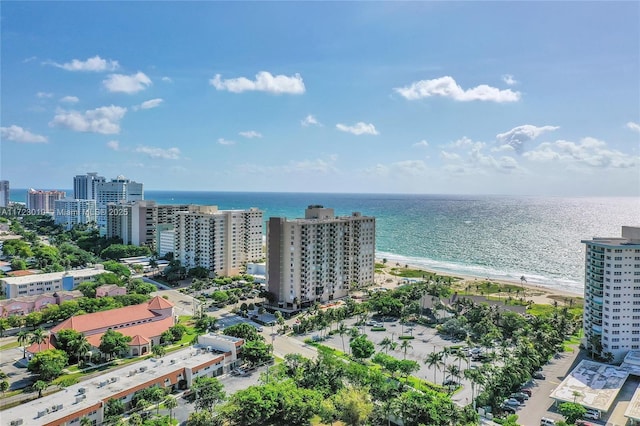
(60, 96, 79, 103)
(336, 122, 379, 136)
(239, 130, 262, 139)
(301, 114, 321, 127)
(135, 146, 180, 160)
(103, 72, 152, 94)
(106, 140, 120, 151)
(49, 105, 127, 134)
(413, 140, 429, 148)
(394, 76, 521, 103)
(37, 92, 53, 98)
(161, 76, 173, 83)
(210, 71, 305, 94)
(1, 125, 48, 143)
(218, 138, 236, 146)
(134, 98, 164, 110)
(626, 121, 640, 133)
(524, 137, 638, 168)
(49, 55, 119, 72)
(496, 124, 559, 153)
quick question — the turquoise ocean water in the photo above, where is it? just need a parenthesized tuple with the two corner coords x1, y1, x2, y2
(11, 190, 640, 295)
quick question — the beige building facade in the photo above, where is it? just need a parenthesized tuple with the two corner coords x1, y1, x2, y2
(267, 205, 375, 309)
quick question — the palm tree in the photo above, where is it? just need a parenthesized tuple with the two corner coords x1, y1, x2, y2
(424, 352, 443, 384)
(463, 368, 484, 409)
(379, 337, 393, 354)
(337, 322, 348, 353)
(445, 364, 460, 385)
(400, 340, 413, 360)
(17, 329, 29, 359)
(72, 336, 91, 367)
(165, 396, 178, 422)
(30, 328, 47, 353)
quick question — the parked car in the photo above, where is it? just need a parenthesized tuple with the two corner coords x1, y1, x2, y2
(540, 418, 556, 426)
(518, 388, 533, 397)
(584, 409, 600, 420)
(503, 398, 521, 407)
(532, 372, 546, 380)
(510, 392, 529, 402)
(499, 404, 517, 414)
(443, 379, 458, 386)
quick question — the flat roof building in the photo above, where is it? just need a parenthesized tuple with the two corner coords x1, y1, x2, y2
(0, 340, 242, 426)
(550, 359, 630, 413)
(0, 266, 107, 298)
(267, 205, 375, 309)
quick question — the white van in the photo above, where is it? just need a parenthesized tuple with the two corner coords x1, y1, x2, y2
(540, 418, 556, 426)
(584, 409, 600, 420)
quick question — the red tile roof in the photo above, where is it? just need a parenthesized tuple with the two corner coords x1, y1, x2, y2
(86, 316, 174, 347)
(129, 335, 151, 346)
(148, 296, 174, 310)
(7, 270, 35, 277)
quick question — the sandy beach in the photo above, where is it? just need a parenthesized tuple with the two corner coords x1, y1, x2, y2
(373, 258, 583, 306)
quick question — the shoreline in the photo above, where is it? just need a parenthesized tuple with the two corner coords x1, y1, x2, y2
(374, 258, 583, 306)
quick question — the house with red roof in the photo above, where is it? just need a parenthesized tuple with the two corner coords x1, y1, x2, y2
(31, 296, 176, 359)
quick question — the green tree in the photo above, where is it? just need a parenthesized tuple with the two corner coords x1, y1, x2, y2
(0, 380, 10, 394)
(99, 330, 132, 361)
(558, 402, 587, 424)
(33, 380, 48, 398)
(400, 339, 413, 360)
(17, 329, 30, 359)
(29, 328, 47, 351)
(223, 323, 263, 341)
(242, 340, 273, 366)
(103, 260, 132, 278)
(186, 411, 216, 426)
(27, 349, 68, 381)
(165, 396, 178, 422)
(152, 345, 166, 358)
(193, 376, 225, 413)
(10, 258, 27, 270)
(104, 398, 125, 420)
(334, 385, 373, 426)
(350, 336, 375, 361)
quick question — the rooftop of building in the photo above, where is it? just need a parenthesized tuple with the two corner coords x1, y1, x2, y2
(0, 266, 107, 285)
(620, 351, 640, 377)
(51, 296, 173, 335)
(550, 359, 630, 412)
(1, 346, 226, 426)
(625, 384, 640, 421)
(582, 226, 640, 247)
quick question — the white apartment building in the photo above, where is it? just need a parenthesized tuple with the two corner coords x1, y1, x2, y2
(174, 206, 263, 276)
(95, 176, 143, 234)
(73, 172, 105, 200)
(582, 226, 640, 363)
(0, 266, 107, 298)
(54, 198, 97, 230)
(158, 227, 175, 257)
(267, 205, 376, 309)
(26, 189, 66, 214)
(0, 180, 9, 207)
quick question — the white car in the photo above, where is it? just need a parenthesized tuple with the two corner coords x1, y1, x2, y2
(584, 410, 600, 420)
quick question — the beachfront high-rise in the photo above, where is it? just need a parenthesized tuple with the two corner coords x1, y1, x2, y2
(26, 189, 66, 213)
(54, 198, 97, 230)
(582, 226, 640, 363)
(95, 176, 143, 234)
(174, 206, 264, 276)
(0, 180, 9, 207)
(73, 172, 105, 200)
(267, 205, 376, 309)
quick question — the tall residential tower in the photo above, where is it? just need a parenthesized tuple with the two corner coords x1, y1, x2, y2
(582, 226, 640, 363)
(0, 180, 9, 207)
(95, 176, 143, 233)
(267, 205, 375, 309)
(73, 172, 105, 200)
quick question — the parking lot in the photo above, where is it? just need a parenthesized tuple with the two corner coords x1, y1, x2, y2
(293, 316, 476, 406)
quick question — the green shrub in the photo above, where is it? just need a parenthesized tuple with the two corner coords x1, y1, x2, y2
(398, 335, 414, 340)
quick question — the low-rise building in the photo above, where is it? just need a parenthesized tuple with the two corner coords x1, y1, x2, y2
(2, 338, 243, 426)
(0, 266, 107, 298)
(95, 284, 126, 297)
(0, 291, 82, 317)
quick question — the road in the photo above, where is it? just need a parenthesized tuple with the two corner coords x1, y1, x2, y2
(516, 344, 585, 426)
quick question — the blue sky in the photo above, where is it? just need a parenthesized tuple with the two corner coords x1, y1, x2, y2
(1, 2, 639, 195)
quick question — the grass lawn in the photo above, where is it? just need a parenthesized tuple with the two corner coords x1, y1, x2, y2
(0, 341, 20, 350)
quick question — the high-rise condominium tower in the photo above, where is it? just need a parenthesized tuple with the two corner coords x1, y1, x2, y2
(267, 205, 376, 309)
(26, 189, 66, 213)
(174, 206, 264, 277)
(95, 176, 143, 234)
(0, 180, 9, 207)
(73, 172, 106, 200)
(582, 226, 640, 363)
